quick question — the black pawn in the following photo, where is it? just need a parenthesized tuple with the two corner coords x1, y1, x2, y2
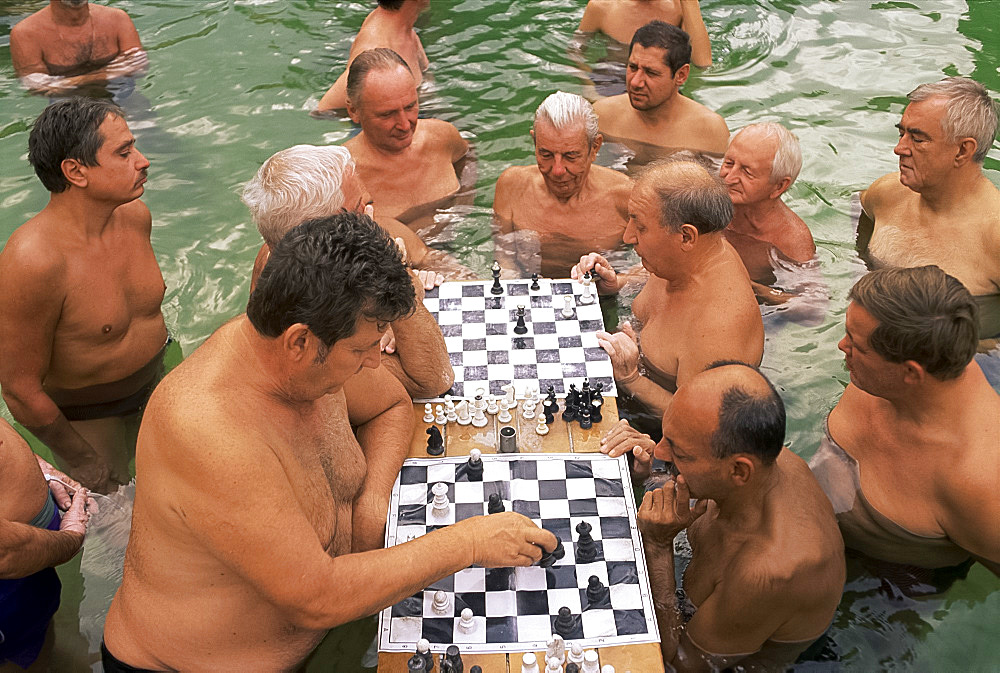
(561, 397, 577, 423)
(544, 407, 555, 425)
(579, 406, 592, 430)
(490, 261, 503, 295)
(487, 492, 505, 514)
(467, 453, 483, 481)
(567, 383, 579, 408)
(445, 645, 463, 673)
(426, 426, 444, 456)
(470, 668, 483, 673)
(553, 606, 579, 639)
(566, 665, 580, 673)
(530, 273, 540, 291)
(408, 654, 427, 671)
(513, 305, 528, 335)
(576, 521, 597, 563)
(539, 536, 565, 567)
(586, 575, 609, 604)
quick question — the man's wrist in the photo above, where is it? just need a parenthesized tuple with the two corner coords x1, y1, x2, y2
(617, 369, 641, 386)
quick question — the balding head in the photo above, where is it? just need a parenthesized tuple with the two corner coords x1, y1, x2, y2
(637, 160, 733, 234)
(346, 47, 411, 107)
(730, 122, 802, 184)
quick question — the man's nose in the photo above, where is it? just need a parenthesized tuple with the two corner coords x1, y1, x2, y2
(721, 165, 738, 183)
(135, 149, 150, 170)
(623, 219, 637, 244)
(551, 156, 567, 176)
(363, 343, 382, 369)
(893, 136, 908, 156)
(837, 335, 850, 356)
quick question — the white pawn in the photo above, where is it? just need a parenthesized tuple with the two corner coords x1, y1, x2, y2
(582, 650, 600, 673)
(472, 403, 488, 428)
(416, 638, 431, 661)
(458, 607, 476, 634)
(522, 401, 536, 420)
(600, 666, 616, 673)
(456, 399, 471, 425)
(431, 482, 450, 517)
(486, 395, 499, 415)
(545, 657, 563, 673)
(432, 589, 451, 615)
(546, 635, 566, 664)
(423, 403, 434, 423)
(434, 404, 447, 426)
(568, 642, 585, 665)
(561, 295, 575, 318)
(497, 399, 512, 423)
(445, 400, 458, 423)
(521, 652, 540, 673)
(535, 414, 549, 436)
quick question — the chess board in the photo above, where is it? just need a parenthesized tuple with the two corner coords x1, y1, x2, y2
(378, 453, 659, 654)
(421, 279, 617, 402)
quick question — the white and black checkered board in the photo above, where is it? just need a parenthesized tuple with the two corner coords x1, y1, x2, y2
(421, 279, 617, 401)
(378, 454, 658, 654)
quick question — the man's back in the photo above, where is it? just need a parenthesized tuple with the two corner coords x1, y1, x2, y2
(580, 0, 682, 43)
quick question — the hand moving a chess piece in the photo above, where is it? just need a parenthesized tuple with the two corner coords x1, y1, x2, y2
(571, 252, 621, 296)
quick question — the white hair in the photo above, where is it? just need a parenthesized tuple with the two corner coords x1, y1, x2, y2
(241, 144, 355, 247)
(908, 77, 998, 164)
(732, 122, 802, 184)
(533, 91, 600, 146)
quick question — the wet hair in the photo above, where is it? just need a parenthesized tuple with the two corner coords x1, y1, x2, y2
(628, 20, 691, 75)
(242, 145, 355, 247)
(346, 48, 410, 107)
(704, 361, 785, 466)
(639, 160, 733, 234)
(533, 91, 600, 147)
(849, 266, 979, 380)
(377, 0, 405, 9)
(247, 212, 415, 347)
(908, 77, 998, 164)
(28, 97, 125, 193)
(732, 122, 802, 184)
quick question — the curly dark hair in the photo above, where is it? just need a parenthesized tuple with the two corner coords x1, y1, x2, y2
(629, 20, 691, 76)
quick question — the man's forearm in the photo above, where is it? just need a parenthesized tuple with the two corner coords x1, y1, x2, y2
(645, 540, 682, 663)
(418, 249, 478, 281)
(0, 519, 83, 580)
(354, 396, 413, 496)
(386, 306, 454, 398)
(618, 374, 674, 418)
(5, 389, 101, 466)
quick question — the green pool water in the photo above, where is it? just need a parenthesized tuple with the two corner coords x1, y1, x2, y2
(1, 0, 998, 670)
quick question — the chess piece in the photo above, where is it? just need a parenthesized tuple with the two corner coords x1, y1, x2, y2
(579, 405, 592, 430)
(567, 642, 585, 666)
(522, 400, 536, 420)
(456, 399, 471, 426)
(445, 645, 464, 673)
(553, 606, 579, 639)
(426, 426, 444, 456)
(586, 575, 609, 604)
(423, 403, 434, 423)
(561, 396, 577, 423)
(470, 668, 483, 673)
(435, 404, 447, 426)
(408, 653, 428, 672)
(566, 666, 580, 673)
(431, 482, 450, 517)
(445, 400, 458, 423)
(513, 305, 529, 335)
(458, 607, 476, 634)
(417, 638, 434, 671)
(487, 492, 504, 514)
(467, 448, 483, 481)
(575, 521, 597, 563)
(545, 657, 563, 673)
(530, 273, 540, 291)
(600, 666, 615, 673)
(521, 652, 540, 673)
(497, 398, 512, 423)
(581, 651, 600, 673)
(432, 590, 451, 615)
(472, 400, 488, 428)
(501, 383, 517, 409)
(546, 635, 566, 664)
(535, 414, 549, 436)
(561, 295, 575, 318)
(580, 271, 595, 304)
(486, 395, 499, 415)
(499, 426, 518, 453)
(491, 261, 503, 295)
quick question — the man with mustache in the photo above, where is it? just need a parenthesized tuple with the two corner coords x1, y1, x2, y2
(859, 77, 1000, 342)
(592, 21, 729, 156)
(11, 0, 147, 95)
(0, 98, 168, 494)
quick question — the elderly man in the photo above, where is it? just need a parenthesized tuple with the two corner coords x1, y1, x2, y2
(11, 0, 147, 95)
(592, 21, 729, 156)
(0, 420, 90, 670)
(810, 266, 1000, 593)
(860, 77, 1000, 340)
(344, 48, 471, 229)
(242, 143, 463, 398)
(0, 98, 168, 494)
(493, 91, 632, 278)
(103, 214, 555, 671)
(720, 122, 817, 304)
(316, 0, 429, 113)
(604, 363, 844, 670)
(574, 161, 763, 424)
(578, 0, 711, 68)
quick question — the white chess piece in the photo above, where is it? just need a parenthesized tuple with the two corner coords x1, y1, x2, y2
(458, 607, 476, 634)
(522, 401, 536, 420)
(431, 482, 450, 517)
(497, 399, 512, 423)
(423, 403, 434, 423)
(416, 638, 431, 659)
(431, 589, 450, 615)
(568, 643, 585, 665)
(521, 652, 540, 673)
(581, 650, 600, 673)
(501, 383, 518, 409)
(600, 666, 616, 673)
(434, 404, 447, 426)
(561, 296, 575, 318)
(580, 274, 595, 304)
(456, 399, 471, 425)
(546, 635, 566, 664)
(535, 414, 549, 436)
(545, 657, 563, 673)
(472, 403, 488, 428)
(486, 395, 499, 415)
(445, 400, 458, 423)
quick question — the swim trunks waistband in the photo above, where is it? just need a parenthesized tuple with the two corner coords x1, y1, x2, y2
(27, 492, 57, 530)
(101, 641, 162, 673)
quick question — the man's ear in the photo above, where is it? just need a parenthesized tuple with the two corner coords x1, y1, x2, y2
(731, 456, 754, 486)
(674, 63, 691, 87)
(346, 98, 362, 125)
(679, 223, 699, 249)
(61, 158, 88, 189)
(954, 137, 977, 167)
(590, 133, 604, 157)
(281, 323, 313, 362)
(769, 176, 793, 199)
(901, 359, 927, 386)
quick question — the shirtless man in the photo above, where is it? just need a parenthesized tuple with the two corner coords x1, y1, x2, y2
(493, 91, 632, 278)
(810, 266, 1000, 592)
(573, 161, 763, 422)
(578, 0, 711, 68)
(605, 363, 844, 670)
(11, 0, 148, 95)
(0, 420, 90, 670)
(0, 98, 168, 494)
(720, 122, 817, 304)
(103, 214, 555, 671)
(859, 77, 1000, 340)
(592, 21, 729, 156)
(242, 143, 465, 398)
(315, 0, 429, 113)
(344, 48, 472, 229)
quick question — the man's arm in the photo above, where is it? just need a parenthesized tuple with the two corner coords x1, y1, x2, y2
(450, 127, 476, 194)
(0, 489, 88, 580)
(679, 0, 712, 68)
(343, 366, 414, 552)
(941, 471, 1000, 576)
(578, 1, 605, 33)
(376, 215, 476, 280)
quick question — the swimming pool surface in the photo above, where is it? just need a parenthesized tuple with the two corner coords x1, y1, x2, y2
(1, 0, 998, 670)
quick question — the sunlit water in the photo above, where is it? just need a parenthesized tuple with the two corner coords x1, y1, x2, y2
(1, 0, 998, 670)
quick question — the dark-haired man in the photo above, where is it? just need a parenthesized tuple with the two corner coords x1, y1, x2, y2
(316, 0, 430, 113)
(811, 266, 1000, 590)
(592, 20, 729, 156)
(11, 0, 147, 95)
(343, 48, 471, 229)
(103, 214, 556, 671)
(0, 98, 167, 494)
(609, 363, 844, 670)
(573, 161, 763, 423)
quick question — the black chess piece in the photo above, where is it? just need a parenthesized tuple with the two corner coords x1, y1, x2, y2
(445, 645, 463, 673)
(553, 606, 580, 639)
(544, 407, 555, 425)
(408, 654, 427, 671)
(426, 426, 444, 456)
(530, 273, 540, 291)
(575, 521, 597, 563)
(566, 664, 580, 673)
(466, 452, 483, 481)
(538, 536, 565, 567)
(579, 405, 592, 430)
(561, 396, 577, 423)
(470, 667, 483, 673)
(590, 398, 602, 424)
(490, 261, 503, 295)
(513, 305, 528, 335)
(586, 575, 609, 604)
(566, 383, 579, 408)
(440, 661, 454, 673)
(487, 492, 505, 514)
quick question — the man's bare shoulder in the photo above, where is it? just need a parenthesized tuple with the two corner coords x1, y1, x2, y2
(680, 96, 729, 146)
(11, 7, 49, 37)
(775, 208, 816, 262)
(593, 94, 629, 117)
(115, 199, 153, 233)
(861, 172, 906, 214)
(420, 117, 461, 141)
(496, 165, 538, 190)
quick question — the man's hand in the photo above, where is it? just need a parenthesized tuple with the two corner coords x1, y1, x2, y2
(600, 419, 655, 480)
(460, 512, 557, 568)
(380, 327, 397, 354)
(58, 487, 91, 538)
(638, 475, 708, 549)
(63, 456, 112, 495)
(415, 269, 444, 291)
(597, 322, 640, 383)
(36, 455, 82, 510)
(572, 253, 619, 296)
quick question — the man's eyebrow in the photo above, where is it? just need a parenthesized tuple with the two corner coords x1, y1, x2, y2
(114, 138, 137, 153)
(895, 123, 930, 138)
